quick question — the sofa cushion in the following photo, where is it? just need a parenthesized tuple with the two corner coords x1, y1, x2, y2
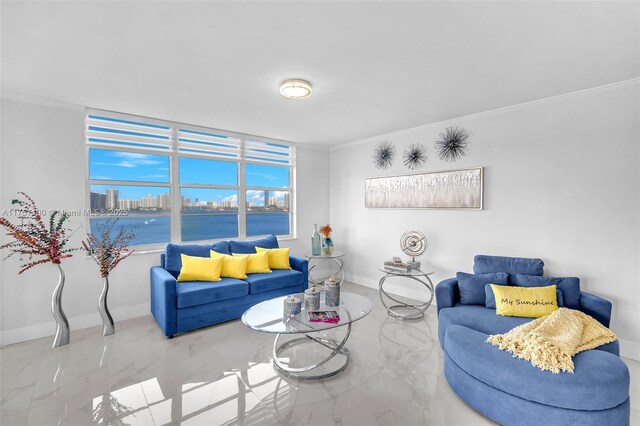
(438, 304, 532, 345)
(444, 325, 629, 411)
(244, 269, 303, 295)
(177, 254, 223, 282)
(473, 255, 544, 284)
(165, 242, 230, 277)
(229, 234, 279, 254)
(515, 275, 581, 309)
(176, 278, 248, 308)
(485, 283, 564, 309)
(490, 284, 559, 318)
(456, 272, 508, 305)
(439, 304, 620, 356)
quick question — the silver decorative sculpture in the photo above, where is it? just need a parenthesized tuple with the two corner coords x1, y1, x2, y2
(400, 231, 427, 269)
(99, 277, 115, 336)
(52, 265, 70, 347)
(372, 141, 397, 170)
(403, 143, 427, 170)
(435, 126, 469, 162)
(83, 218, 137, 338)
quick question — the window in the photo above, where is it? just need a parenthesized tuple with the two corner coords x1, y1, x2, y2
(86, 111, 295, 247)
(245, 163, 291, 236)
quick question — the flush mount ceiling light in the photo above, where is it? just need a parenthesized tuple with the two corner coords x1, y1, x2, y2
(280, 79, 312, 99)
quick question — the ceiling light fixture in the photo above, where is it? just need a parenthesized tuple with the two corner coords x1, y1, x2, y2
(280, 79, 312, 99)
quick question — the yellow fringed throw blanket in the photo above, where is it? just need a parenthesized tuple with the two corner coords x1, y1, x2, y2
(486, 308, 617, 374)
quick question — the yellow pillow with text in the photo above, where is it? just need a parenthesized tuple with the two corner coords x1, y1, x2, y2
(177, 254, 222, 282)
(491, 284, 558, 318)
(255, 247, 291, 270)
(210, 250, 248, 279)
(233, 251, 271, 274)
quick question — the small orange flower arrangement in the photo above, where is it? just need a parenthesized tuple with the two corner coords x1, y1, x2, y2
(319, 224, 332, 238)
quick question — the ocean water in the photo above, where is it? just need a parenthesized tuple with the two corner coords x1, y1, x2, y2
(90, 213, 290, 246)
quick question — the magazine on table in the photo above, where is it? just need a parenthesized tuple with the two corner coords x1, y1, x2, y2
(307, 310, 340, 323)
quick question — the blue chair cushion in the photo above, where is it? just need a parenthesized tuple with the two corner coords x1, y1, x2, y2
(473, 255, 544, 284)
(444, 325, 629, 411)
(165, 241, 230, 277)
(229, 234, 279, 254)
(439, 304, 620, 356)
(244, 269, 303, 294)
(515, 275, 581, 309)
(457, 272, 508, 305)
(176, 277, 248, 308)
(485, 284, 564, 309)
(438, 304, 533, 345)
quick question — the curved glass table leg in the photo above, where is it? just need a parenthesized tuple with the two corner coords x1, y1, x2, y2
(272, 320, 351, 380)
(307, 257, 345, 288)
(379, 273, 434, 320)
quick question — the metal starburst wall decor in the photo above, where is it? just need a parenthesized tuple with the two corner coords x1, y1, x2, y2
(403, 143, 427, 170)
(435, 126, 469, 162)
(372, 141, 396, 170)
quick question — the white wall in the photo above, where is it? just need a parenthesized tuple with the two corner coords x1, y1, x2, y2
(330, 80, 640, 359)
(0, 98, 330, 345)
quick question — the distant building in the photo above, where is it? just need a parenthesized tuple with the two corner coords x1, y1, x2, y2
(90, 192, 107, 211)
(118, 199, 139, 210)
(158, 193, 171, 210)
(142, 194, 157, 208)
(284, 193, 290, 209)
(106, 189, 118, 210)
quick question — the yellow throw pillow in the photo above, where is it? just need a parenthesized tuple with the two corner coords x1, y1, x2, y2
(210, 250, 249, 279)
(177, 254, 222, 282)
(255, 247, 291, 269)
(233, 251, 271, 274)
(491, 284, 558, 318)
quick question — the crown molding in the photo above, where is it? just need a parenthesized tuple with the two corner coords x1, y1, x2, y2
(1, 92, 85, 112)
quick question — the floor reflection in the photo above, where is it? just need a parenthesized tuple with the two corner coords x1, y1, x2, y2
(1, 283, 587, 426)
(378, 315, 436, 362)
(142, 373, 272, 425)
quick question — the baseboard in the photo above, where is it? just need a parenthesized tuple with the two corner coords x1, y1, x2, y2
(619, 339, 640, 361)
(0, 303, 149, 347)
(345, 272, 437, 306)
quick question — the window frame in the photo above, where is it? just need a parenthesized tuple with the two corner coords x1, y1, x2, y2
(85, 109, 296, 250)
(244, 163, 293, 238)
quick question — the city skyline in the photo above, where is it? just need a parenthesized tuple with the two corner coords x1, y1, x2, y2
(90, 188, 289, 212)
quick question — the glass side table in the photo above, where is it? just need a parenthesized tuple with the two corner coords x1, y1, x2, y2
(378, 266, 435, 320)
(305, 252, 345, 289)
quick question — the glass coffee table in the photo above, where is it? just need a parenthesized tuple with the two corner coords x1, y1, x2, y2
(242, 291, 372, 380)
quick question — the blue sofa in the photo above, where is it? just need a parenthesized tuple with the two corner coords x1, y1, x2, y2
(150, 235, 308, 338)
(436, 255, 630, 426)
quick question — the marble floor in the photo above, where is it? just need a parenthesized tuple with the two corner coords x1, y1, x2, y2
(1, 283, 638, 426)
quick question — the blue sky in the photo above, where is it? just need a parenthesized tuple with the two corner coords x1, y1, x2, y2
(89, 149, 289, 201)
(89, 149, 170, 182)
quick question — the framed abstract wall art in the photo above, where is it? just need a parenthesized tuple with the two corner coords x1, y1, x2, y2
(365, 167, 483, 209)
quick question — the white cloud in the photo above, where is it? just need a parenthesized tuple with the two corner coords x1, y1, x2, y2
(97, 151, 163, 168)
(222, 194, 238, 203)
(246, 190, 264, 203)
(247, 171, 276, 181)
(139, 174, 168, 179)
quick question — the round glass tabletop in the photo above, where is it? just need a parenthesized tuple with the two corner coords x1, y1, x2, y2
(379, 266, 435, 276)
(242, 291, 372, 334)
(305, 252, 346, 259)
